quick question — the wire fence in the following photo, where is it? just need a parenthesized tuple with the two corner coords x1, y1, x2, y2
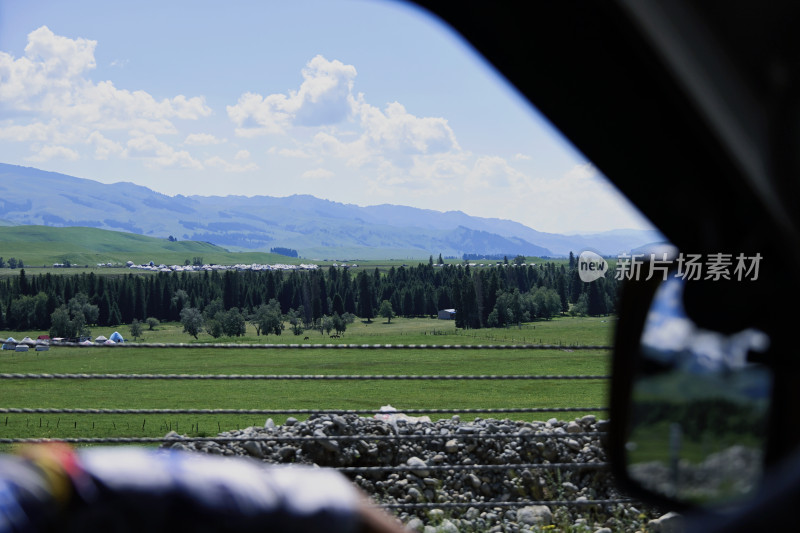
(0, 431, 608, 444)
(4, 340, 613, 350)
(0, 341, 626, 510)
(0, 373, 610, 381)
(0, 408, 607, 416)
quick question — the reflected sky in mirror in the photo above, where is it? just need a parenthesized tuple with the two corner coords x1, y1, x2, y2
(641, 277, 769, 374)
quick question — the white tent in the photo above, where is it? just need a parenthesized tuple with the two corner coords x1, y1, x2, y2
(95, 335, 108, 343)
(2, 337, 17, 350)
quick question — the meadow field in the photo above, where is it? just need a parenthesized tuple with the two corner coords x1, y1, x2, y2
(0, 316, 614, 448)
(0, 224, 575, 273)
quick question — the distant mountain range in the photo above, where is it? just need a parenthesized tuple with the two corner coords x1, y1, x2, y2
(0, 163, 664, 259)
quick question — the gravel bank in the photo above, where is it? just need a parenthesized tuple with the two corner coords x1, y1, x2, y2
(162, 413, 667, 532)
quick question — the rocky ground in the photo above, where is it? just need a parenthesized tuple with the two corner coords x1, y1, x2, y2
(162, 413, 678, 532)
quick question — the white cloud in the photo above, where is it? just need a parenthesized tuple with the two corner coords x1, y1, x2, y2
(642, 315, 695, 352)
(1, 27, 210, 127)
(0, 26, 211, 165)
(301, 168, 334, 180)
(0, 26, 96, 104)
(564, 162, 597, 181)
(125, 134, 203, 170)
(340, 154, 648, 234)
(204, 155, 258, 173)
(87, 131, 123, 160)
(489, 162, 651, 233)
(464, 155, 525, 189)
(71, 81, 210, 127)
(353, 101, 459, 168)
(229, 55, 463, 187)
(514, 153, 531, 160)
(227, 55, 357, 135)
(234, 149, 250, 161)
(293, 55, 357, 126)
(358, 150, 469, 195)
(184, 133, 225, 145)
(153, 150, 202, 170)
(26, 144, 79, 162)
(0, 121, 55, 142)
(311, 130, 366, 166)
(269, 146, 313, 159)
(303, 102, 460, 172)
(228, 92, 287, 136)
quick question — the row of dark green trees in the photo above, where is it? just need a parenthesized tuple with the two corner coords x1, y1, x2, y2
(0, 259, 618, 334)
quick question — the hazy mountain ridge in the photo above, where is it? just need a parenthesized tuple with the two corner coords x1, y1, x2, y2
(0, 163, 661, 259)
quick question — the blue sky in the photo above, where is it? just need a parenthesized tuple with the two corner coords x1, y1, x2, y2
(0, 0, 654, 234)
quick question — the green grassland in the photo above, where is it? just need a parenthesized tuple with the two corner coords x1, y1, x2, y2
(0, 316, 613, 447)
(0, 225, 295, 267)
(0, 225, 574, 276)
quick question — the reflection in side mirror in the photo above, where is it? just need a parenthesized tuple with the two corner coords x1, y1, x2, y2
(624, 277, 772, 507)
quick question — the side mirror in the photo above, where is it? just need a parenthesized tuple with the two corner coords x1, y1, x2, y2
(609, 272, 773, 511)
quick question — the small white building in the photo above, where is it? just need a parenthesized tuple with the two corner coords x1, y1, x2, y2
(437, 309, 456, 320)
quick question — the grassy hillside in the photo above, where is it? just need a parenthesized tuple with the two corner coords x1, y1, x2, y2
(0, 226, 295, 266)
(0, 225, 577, 276)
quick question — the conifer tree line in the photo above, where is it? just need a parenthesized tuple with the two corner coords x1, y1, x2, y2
(0, 257, 618, 335)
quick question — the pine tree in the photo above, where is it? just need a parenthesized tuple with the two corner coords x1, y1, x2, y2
(357, 271, 374, 322)
(587, 281, 606, 316)
(332, 293, 344, 315)
(18, 269, 28, 296)
(108, 302, 122, 326)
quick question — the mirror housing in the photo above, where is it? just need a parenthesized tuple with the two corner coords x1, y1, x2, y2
(609, 264, 775, 512)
